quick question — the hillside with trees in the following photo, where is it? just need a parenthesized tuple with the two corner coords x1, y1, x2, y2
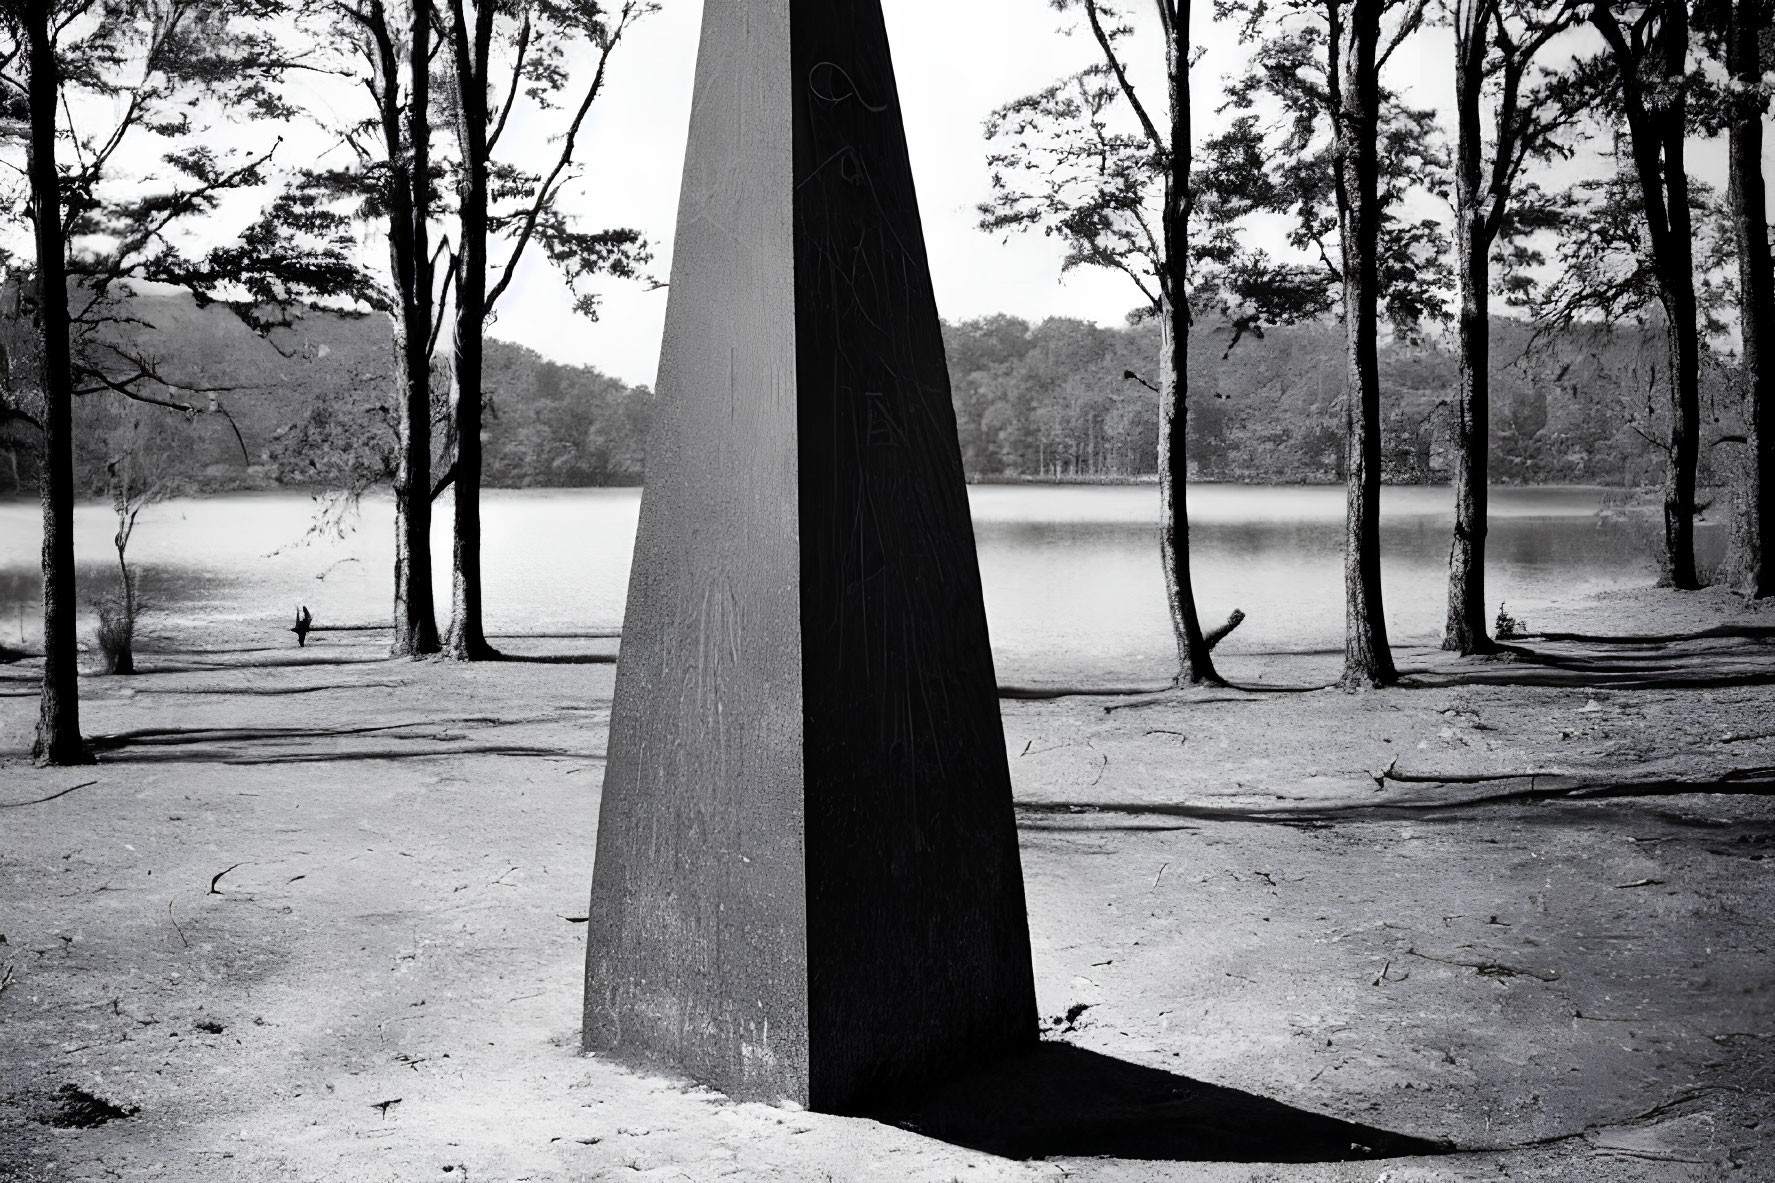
(0, 289, 654, 497)
(0, 292, 1740, 498)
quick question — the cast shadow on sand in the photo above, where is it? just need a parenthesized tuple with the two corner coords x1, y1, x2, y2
(863, 1041, 1451, 1162)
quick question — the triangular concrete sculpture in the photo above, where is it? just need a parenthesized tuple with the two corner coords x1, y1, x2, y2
(582, 0, 1038, 1111)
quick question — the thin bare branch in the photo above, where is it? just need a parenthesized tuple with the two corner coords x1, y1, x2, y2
(1083, 0, 1169, 160)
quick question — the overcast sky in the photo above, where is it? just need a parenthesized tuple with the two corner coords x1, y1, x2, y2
(482, 0, 1725, 387)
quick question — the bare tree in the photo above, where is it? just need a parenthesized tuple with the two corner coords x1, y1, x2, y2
(96, 412, 181, 674)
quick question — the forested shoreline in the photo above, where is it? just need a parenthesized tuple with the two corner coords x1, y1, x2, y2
(0, 292, 1737, 496)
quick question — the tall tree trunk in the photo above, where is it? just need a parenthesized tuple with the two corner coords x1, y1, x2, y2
(1659, 0, 1700, 590)
(1660, 279, 1701, 590)
(1595, 0, 1701, 587)
(386, 0, 440, 657)
(1158, 307, 1218, 684)
(1335, 0, 1396, 689)
(1729, 0, 1775, 596)
(26, 1, 89, 765)
(1447, 218, 1492, 652)
(1659, 59, 1701, 591)
(1159, 0, 1220, 686)
(1603, 0, 1701, 589)
(1446, 3, 1494, 655)
(444, 0, 495, 660)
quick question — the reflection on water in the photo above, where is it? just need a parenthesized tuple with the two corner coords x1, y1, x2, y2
(0, 483, 1717, 682)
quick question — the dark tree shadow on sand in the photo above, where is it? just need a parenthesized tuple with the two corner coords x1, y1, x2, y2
(1519, 625, 1775, 645)
(999, 630, 1775, 702)
(1398, 631, 1775, 692)
(862, 1042, 1450, 1162)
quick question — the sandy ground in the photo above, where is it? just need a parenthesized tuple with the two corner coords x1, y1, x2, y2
(0, 587, 1771, 1181)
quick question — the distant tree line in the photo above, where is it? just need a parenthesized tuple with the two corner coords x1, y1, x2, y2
(4, 300, 1732, 497)
(945, 314, 1741, 489)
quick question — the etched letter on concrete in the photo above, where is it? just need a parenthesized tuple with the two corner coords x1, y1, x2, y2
(581, 0, 1037, 1112)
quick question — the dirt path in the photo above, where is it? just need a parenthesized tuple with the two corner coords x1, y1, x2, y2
(0, 589, 1770, 1181)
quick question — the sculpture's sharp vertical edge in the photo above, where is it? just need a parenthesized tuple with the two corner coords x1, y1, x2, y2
(790, 0, 1039, 1110)
(581, 0, 810, 1102)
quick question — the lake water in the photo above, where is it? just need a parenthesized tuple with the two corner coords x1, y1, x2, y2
(0, 484, 1718, 683)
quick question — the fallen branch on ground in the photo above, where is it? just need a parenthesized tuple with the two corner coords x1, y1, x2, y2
(998, 685, 1171, 701)
(0, 781, 98, 809)
(1101, 683, 1327, 711)
(88, 718, 528, 750)
(1404, 946, 1560, 982)
(134, 680, 412, 696)
(1381, 767, 1542, 785)
(1375, 764, 1775, 804)
(167, 900, 190, 949)
(1015, 766, 1775, 827)
(212, 746, 604, 765)
(1106, 695, 1247, 712)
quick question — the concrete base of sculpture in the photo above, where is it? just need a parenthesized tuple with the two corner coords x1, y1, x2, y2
(580, 0, 1037, 1112)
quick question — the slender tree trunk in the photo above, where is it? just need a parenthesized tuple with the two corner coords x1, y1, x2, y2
(1447, 222, 1492, 652)
(1661, 0, 1700, 590)
(387, 0, 440, 656)
(1159, 0, 1220, 686)
(1660, 282, 1701, 590)
(1335, 0, 1395, 689)
(112, 534, 134, 675)
(1729, 0, 1775, 596)
(444, 0, 495, 660)
(1158, 308, 1218, 684)
(1446, 8, 1494, 654)
(26, 2, 89, 765)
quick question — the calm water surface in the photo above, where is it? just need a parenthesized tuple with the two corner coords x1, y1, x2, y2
(0, 484, 1710, 682)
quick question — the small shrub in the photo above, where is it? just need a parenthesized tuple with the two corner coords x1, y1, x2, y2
(1494, 603, 1523, 640)
(95, 594, 135, 675)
